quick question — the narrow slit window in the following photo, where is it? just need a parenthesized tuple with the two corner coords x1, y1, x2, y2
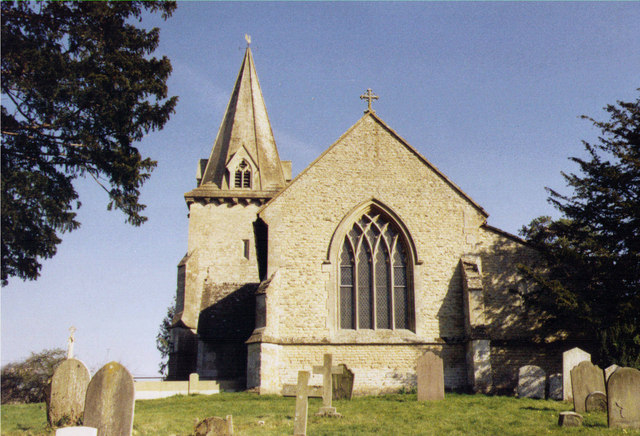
(243, 239, 250, 259)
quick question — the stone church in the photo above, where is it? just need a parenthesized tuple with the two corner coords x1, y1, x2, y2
(168, 46, 561, 394)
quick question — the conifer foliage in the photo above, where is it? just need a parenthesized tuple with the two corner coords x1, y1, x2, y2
(1, 1, 178, 285)
(520, 93, 640, 368)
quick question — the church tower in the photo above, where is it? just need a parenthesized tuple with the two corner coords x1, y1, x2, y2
(169, 44, 290, 381)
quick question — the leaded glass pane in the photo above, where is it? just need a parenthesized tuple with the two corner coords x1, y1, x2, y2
(394, 266, 406, 286)
(393, 242, 406, 264)
(375, 245, 390, 329)
(340, 286, 354, 329)
(394, 285, 408, 329)
(357, 242, 372, 329)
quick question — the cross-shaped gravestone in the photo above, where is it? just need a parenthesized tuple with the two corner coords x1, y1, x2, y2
(360, 88, 379, 113)
(313, 354, 343, 417)
(293, 371, 310, 436)
(67, 326, 76, 359)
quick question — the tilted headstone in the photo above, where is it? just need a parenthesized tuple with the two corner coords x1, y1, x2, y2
(83, 362, 135, 436)
(312, 354, 343, 416)
(48, 358, 91, 426)
(332, 364, 354, 400)
(607, 367, 640, 429)
(585, 391, 607, 412)
(55, 427, 98, 436)
(517, 365, 546, 399)
(570, 360, 605, 413)
(558, 411, 583, 427)
(194, 415, 233, 436)
(605, 364, 619, 381)
(416, 351, 444, 401)
(548, 373, 563, 400)
(294, 371, 310, 436)
(563, 347, 590, 401)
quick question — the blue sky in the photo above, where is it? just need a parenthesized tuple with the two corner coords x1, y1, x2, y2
(2, 2, 639, 377)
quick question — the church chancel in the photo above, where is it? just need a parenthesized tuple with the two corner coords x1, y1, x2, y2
(169, 42, 560, 395)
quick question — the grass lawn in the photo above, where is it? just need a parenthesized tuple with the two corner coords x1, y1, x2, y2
(2, 392, 639, 435)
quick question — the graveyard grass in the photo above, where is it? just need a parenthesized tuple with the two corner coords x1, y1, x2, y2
(3, 392, 640, 435)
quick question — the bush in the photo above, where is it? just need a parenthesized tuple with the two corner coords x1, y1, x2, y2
(1, 348, 65, 404)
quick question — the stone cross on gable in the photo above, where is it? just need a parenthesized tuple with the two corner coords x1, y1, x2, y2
(360, 88, 379, 113)
(67, 326, 76, 359)
(312, 354, 343, 416)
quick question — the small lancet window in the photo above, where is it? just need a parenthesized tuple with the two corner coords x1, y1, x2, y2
(234, 160, 251, 188)
(338, 211, 413, 331)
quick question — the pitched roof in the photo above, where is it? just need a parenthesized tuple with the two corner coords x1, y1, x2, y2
(258, 111, 489, 218)
(199, 47, 285, 191)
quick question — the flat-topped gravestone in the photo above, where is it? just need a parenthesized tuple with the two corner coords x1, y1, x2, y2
(605, 364, 619, 381)
(332, 364, 354, 400)
(83, 362, 135, 436)
(294, 371, 310, 436)
(548, 373, 563, 400)
(55, 427, 98, 436)
(571, 360, 605, 413)
(517, 365, 545, 399)
(563, 347, 590, 401)
(194, 415, 233, 436)
(48, 358, 91, 426)
(558, 411, 583, 427)
(417, 351, 444, 401)
(607, 367, 640, 429)
(585, 391, 607, 412)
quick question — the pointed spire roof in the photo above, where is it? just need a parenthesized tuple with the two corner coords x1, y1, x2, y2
(199, 46, 285, 191)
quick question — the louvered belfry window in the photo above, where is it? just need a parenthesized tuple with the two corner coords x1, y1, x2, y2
(234, 160, 251, 188)
(339, 211, 411, 330)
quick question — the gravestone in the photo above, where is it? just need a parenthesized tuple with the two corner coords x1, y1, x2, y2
(194, 415, 233, 436)
(548, 373, 563, 400)
(585, 391, 607, 412)
(607, 367, 640, 429)
(570, 360, 605, 413)
(312, 354, 343, 416)
(563, 347, 590, 401)
(332, 364, 354, 400)
(294, 371, 310, 436)
(517, 365, 545, 399)
(558, 411, 583, 427)
(83, 362, 135, 436)
(48, 358, 91, 426)
(55, 427, 97, 436)
(416, 351, 444, 401)
(605, 364, 619, 381)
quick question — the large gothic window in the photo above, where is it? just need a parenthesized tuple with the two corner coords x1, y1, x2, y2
(234, 160, 251, 188)
(339, 211, 412, 330)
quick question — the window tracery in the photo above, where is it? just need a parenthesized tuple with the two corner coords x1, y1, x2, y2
(234, 160, 251, 188)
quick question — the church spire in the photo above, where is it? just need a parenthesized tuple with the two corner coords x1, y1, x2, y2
(199, 44, 286, 191)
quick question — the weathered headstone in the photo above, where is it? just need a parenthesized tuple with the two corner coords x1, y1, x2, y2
(189, 372, 199, 394)
(517, 365, 546, 399)
(332, 364, 354, 400)
(312, 354, 343, 416)
(563, 347, 590, 401)
(48, 358, 91, 426)
(194, 415, 233, 436)
(294, 371, 310, 436)
(607, 367, 640, 429)
(571, 360, 605, 413)
(605, 364, 619, 381)
(55, 427, 97, 436)
(548, 373, 563, 400)
(585, 391, 607, 412)
(416, 351, 444, 401)
(558, 411, 583, 427)
(83, 361, 135, 436)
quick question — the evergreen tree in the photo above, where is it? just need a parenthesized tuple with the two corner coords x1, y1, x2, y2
(1, 1, 178, 285)
(520, 93, 640, 368)
(156, 297, 176, 377)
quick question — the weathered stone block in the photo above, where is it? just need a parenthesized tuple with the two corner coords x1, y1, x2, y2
(558, 411, 583, 427)
(517, 365, 545, 399)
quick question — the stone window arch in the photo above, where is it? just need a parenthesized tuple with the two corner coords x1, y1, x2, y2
(338, 209, 413, 330)
(234, 160, 251, 188)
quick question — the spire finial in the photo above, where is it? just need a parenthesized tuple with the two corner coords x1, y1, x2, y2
(245, 34, 251, 47)
(360, 88, 379, 113)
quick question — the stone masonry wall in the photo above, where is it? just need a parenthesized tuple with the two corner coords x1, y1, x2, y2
(259, 114, 487, 345)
